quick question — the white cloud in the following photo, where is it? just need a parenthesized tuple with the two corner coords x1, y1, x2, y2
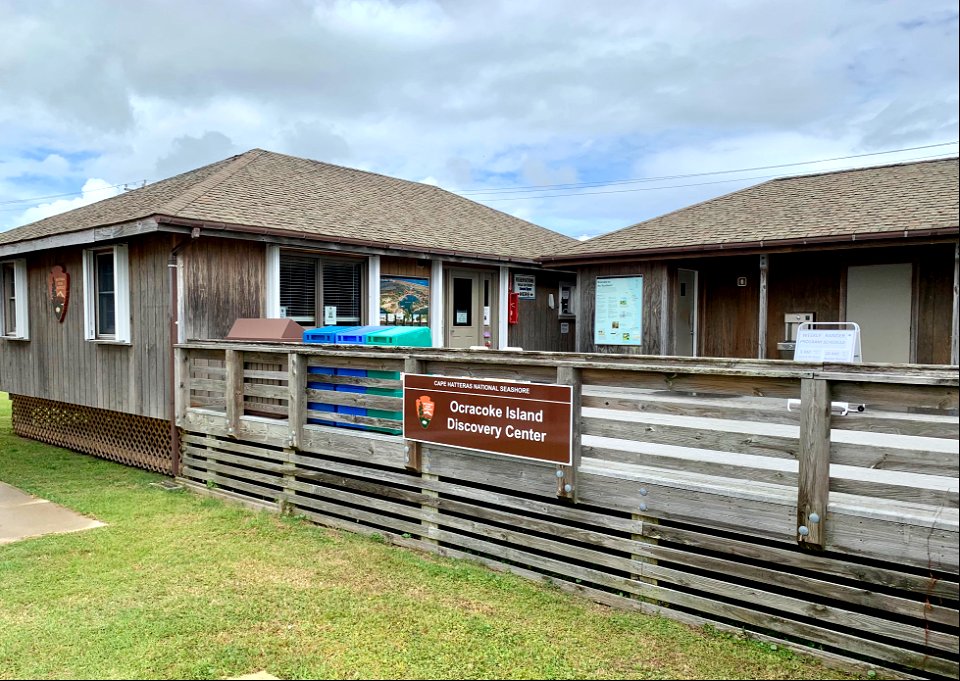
(0, 0, 956, 237)
(312, 0, 454, 42)
(14, 179, 122, 226)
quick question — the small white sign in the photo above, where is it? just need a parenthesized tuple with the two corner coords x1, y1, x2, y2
(456, 310, 468, 324)
(324, 306, 337, 325)
(560, 322, 570, 334)
(795, 323, 862, 363)
(514, 274, 536, 300)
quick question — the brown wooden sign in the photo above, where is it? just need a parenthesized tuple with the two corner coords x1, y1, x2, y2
(48, 265, 70, 323)
(403, 374, 572, 464)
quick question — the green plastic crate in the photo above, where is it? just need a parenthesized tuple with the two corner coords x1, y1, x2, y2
(367, 369, 402, 434)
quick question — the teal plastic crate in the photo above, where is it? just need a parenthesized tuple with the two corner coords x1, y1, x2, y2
(364, 326, 432, 347)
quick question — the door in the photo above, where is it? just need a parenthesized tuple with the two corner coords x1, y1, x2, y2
(447, 269, 496, 348)
(846, 263, 912, 363)
(675, 269, 698, 356)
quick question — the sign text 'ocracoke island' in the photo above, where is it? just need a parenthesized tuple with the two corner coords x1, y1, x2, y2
(402, 374, 573, 465)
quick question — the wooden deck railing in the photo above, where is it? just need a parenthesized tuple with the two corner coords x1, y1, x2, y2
(175, 341, 959, 678)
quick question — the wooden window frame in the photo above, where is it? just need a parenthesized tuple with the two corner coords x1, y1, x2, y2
(0, 258, 29, 340)
(83, 245, 131, 343)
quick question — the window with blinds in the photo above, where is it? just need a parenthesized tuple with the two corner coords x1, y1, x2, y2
(279, 255, 318, 326)
(279, 252, 363, 327)
(322, 259, 362, 324)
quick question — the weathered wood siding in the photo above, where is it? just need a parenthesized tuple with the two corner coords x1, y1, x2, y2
(766, 252, 842, 358)
(576, 263, 668, 354)
(0, 233, 171, 419)
(697, 255, 760, 358)
(380, 255, 431, 279)
(570, 242, 957, 362)
(181, 237, 265, 340)
(915, 243, 955, 365)
(508, 267, 576, 352)
(765, 244, 956, 363)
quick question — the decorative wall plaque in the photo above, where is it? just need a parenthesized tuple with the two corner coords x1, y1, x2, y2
(48, 265, 70, 323)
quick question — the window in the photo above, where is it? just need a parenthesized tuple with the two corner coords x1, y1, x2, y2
(272, 249, 365, 327)
(83, 245, 130, 342)
(0, 259, 28, 340)
(452, 276, 473, 326)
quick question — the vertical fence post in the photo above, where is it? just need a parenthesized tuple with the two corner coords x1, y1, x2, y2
(175, 347, 189, 427)
(402, 357, 423, 473)
(405, 356, 437, 545)
(282, 351, 307, 516)
(225, 348, 243, 437)
(172, 346, 188, 477)
(556, 365, 581, 502)
(287, 352, 306, 450)
(797, 377, 831, 548)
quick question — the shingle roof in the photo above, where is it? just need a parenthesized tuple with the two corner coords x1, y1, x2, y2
(0, 149, 575, 261)
(546, 157, 959, 261)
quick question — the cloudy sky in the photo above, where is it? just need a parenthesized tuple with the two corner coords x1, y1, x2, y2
(1, 0, 957, 238)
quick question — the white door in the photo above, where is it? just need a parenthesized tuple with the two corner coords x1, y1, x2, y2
(448, 271, 481, 348)
(846, 263, 913, 363)
(447, 269, 497, 348)
(675, 269, 698, 356)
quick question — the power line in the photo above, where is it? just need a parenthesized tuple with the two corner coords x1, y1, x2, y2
(479, 152, 957, 202)
(455, 141, 959, 195)
(0, 140, 956, 215)
(0, 180, 140, 206)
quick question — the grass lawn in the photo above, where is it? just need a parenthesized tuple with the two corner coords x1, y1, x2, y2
(0, 393, 858, 680)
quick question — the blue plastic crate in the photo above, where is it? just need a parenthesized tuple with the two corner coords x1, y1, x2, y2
(307, 366, 336, 425)
(335, 367, 367, 428)
(303, 326, 363, 344)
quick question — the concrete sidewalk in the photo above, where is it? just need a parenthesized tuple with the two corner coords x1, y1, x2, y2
(0, 481, 105, 545)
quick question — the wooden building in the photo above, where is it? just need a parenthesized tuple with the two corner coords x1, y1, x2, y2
(541, 158, 960, 365)
(0, 148, 575, 467)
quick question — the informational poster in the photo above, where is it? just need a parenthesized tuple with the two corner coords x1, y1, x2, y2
(513, 274, 536, 299)
(380, 276, 429, 326)
(323, 306, 337, 325)
(403, 374, 572, 464)
(594, 276, 643, 346)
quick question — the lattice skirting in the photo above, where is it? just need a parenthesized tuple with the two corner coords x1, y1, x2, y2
(10, 395, 173, 474)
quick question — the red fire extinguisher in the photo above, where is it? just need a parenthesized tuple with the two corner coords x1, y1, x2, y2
(508, 292, 519, 325)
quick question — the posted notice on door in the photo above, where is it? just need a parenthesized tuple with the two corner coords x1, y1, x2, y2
(403, 374, 572, 464)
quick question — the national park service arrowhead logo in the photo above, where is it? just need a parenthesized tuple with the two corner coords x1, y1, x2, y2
(415, 396, 435, 429)
(48, 265, 70, 323)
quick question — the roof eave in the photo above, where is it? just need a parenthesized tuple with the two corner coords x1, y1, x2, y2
(539, 226, 960, 266)
(155, 215, 544, 266)
(0, 217, 164, 257)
